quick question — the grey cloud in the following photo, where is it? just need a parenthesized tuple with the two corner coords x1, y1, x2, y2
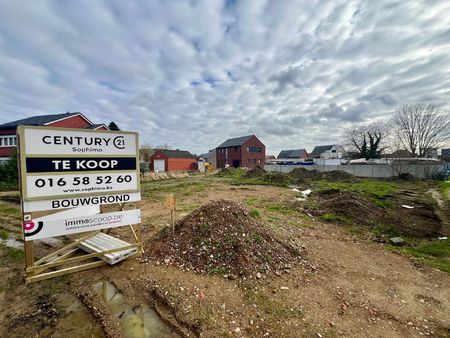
(0, 0, 449, 155)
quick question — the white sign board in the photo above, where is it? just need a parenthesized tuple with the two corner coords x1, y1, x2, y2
(23, 209, 141, 241)
(23, 192, 141, 212)
(18, 126, 140, 201)
(25, 172, 138, 199)
(22, 127, 137, 155)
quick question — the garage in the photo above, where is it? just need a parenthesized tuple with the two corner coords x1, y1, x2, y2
(153, 159, 165, 172)
(150, 149, 196, 172)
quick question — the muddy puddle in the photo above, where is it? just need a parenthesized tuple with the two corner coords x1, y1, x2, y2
(53, 297, 104, 338)
(93, 281, 173, 338)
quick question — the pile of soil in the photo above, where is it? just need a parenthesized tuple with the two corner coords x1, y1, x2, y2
(244, 166, 266, 178)
(262, 172, 289, 185)
(308, 189, 387, 226)
(289, 168, 357, 183)
(304, 189, 442, 238)
(145, 200, 301, 277)
(289, 168, 322, 182)
(322, 170, 357, 182)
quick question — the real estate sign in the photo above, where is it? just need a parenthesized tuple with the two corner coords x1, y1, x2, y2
(18, 126, 143, 282)
(18, 126, 140, 202)
(24, 209, 141, 241)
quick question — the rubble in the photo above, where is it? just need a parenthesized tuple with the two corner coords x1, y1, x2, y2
(145, 200, 302, 277)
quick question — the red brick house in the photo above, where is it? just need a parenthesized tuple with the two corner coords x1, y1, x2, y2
(0, 112, 109, 162)
(150, 149, 196, 172)
(216, 135, 265, 169)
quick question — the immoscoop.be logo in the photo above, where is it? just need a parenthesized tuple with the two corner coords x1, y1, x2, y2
(65, 214, 123, 227)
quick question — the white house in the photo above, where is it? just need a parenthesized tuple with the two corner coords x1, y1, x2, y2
(310, 144, 347, 159)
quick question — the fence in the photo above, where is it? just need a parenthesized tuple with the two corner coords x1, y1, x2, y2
(264, 163, 445, 179)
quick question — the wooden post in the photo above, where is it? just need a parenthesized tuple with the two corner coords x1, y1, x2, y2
(165, 194, 176, 233)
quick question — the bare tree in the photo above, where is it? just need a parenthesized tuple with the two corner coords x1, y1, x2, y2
(139, 143, 154, 162)
(156, 143, 172, 150)
(391, 103, 450, 157)
(344, 122, 389, 159)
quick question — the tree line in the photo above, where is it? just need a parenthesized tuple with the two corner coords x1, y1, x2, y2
(343, 103, 450, 159)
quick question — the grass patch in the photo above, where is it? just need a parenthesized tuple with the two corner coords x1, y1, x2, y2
(371, 197, 391, 208)
(264, 203, 296, 215)
(0, 229, 8, 240)
(0, 204, 20, 216)
(388, 239, 450, 273)
(438, 181, 450, 200)
(246, 197, 259, 206)
(250, 209, 260, 218)
(141, 180, 213, 197)
(315, 180, 396, 199)
(319, 213, 351, 224)
(0, 244, 24, 263)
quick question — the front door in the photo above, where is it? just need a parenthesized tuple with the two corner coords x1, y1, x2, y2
(232, 160, 240, 168)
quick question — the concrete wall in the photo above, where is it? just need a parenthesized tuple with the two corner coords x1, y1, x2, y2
(264, 163, 444, 179)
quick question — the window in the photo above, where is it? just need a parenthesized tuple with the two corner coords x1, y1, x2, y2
(247, 146, 261, 153)
(253, 159, 256, 163)
(0, 136, 17, 147)
(258, 159, 261, 164)
(332, 149, 336, 153)
(234, 146, 238, 152)
(247, 159, 251, 163)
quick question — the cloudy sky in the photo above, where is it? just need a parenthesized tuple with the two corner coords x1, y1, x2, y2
(0, 0, 449, 155)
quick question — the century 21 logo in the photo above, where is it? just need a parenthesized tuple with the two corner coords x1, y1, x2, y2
(113, 136, 125, 149)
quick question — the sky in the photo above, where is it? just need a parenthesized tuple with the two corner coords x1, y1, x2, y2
(0, 0, 449, 156)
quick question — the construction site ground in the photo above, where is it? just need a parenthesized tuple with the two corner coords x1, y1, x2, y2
(0, 172, 449, 338)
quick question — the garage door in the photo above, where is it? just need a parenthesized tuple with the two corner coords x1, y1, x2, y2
(154, 159, 165, 172)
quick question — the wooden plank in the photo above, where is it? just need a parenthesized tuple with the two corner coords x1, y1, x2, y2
(33, 230, 101, 266)
(26, 243, 140, 272)
(26, 260, 108, 284)
(33, 248, 79, 275)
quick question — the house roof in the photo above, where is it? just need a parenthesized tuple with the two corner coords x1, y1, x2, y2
(310, 145, 333, 157)
(86, 124, 109, 130)
(217, 135, 254, 148)
(198, 153, 210, 159)
(277, 149, 307, 159)
(158, 149, 196, 159)
(0, 112, 84, 130)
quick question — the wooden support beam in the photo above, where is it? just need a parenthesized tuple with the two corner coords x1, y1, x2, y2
(26, 260, 108, 284)
(26, 243, 141, 272)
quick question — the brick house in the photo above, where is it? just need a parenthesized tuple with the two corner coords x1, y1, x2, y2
(0, 112, 108, 162)
(216, 135, 265, 169)
(150, 149, 196, 172)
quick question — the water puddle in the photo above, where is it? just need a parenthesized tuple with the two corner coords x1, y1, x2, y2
(53, 297, 104, 338)
(93, 281, 173, 338)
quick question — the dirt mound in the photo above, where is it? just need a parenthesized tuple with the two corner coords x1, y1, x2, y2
(322, 170, 356, 182)
(304, 189, 441, 238)
(289, 168, 322, 182)
(308, 189, 386, 226)
(244, 166, 266, 178)
(397, 172, 415, 180)
(262, 172, 289, 185)
(145, 200, 301, 277)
